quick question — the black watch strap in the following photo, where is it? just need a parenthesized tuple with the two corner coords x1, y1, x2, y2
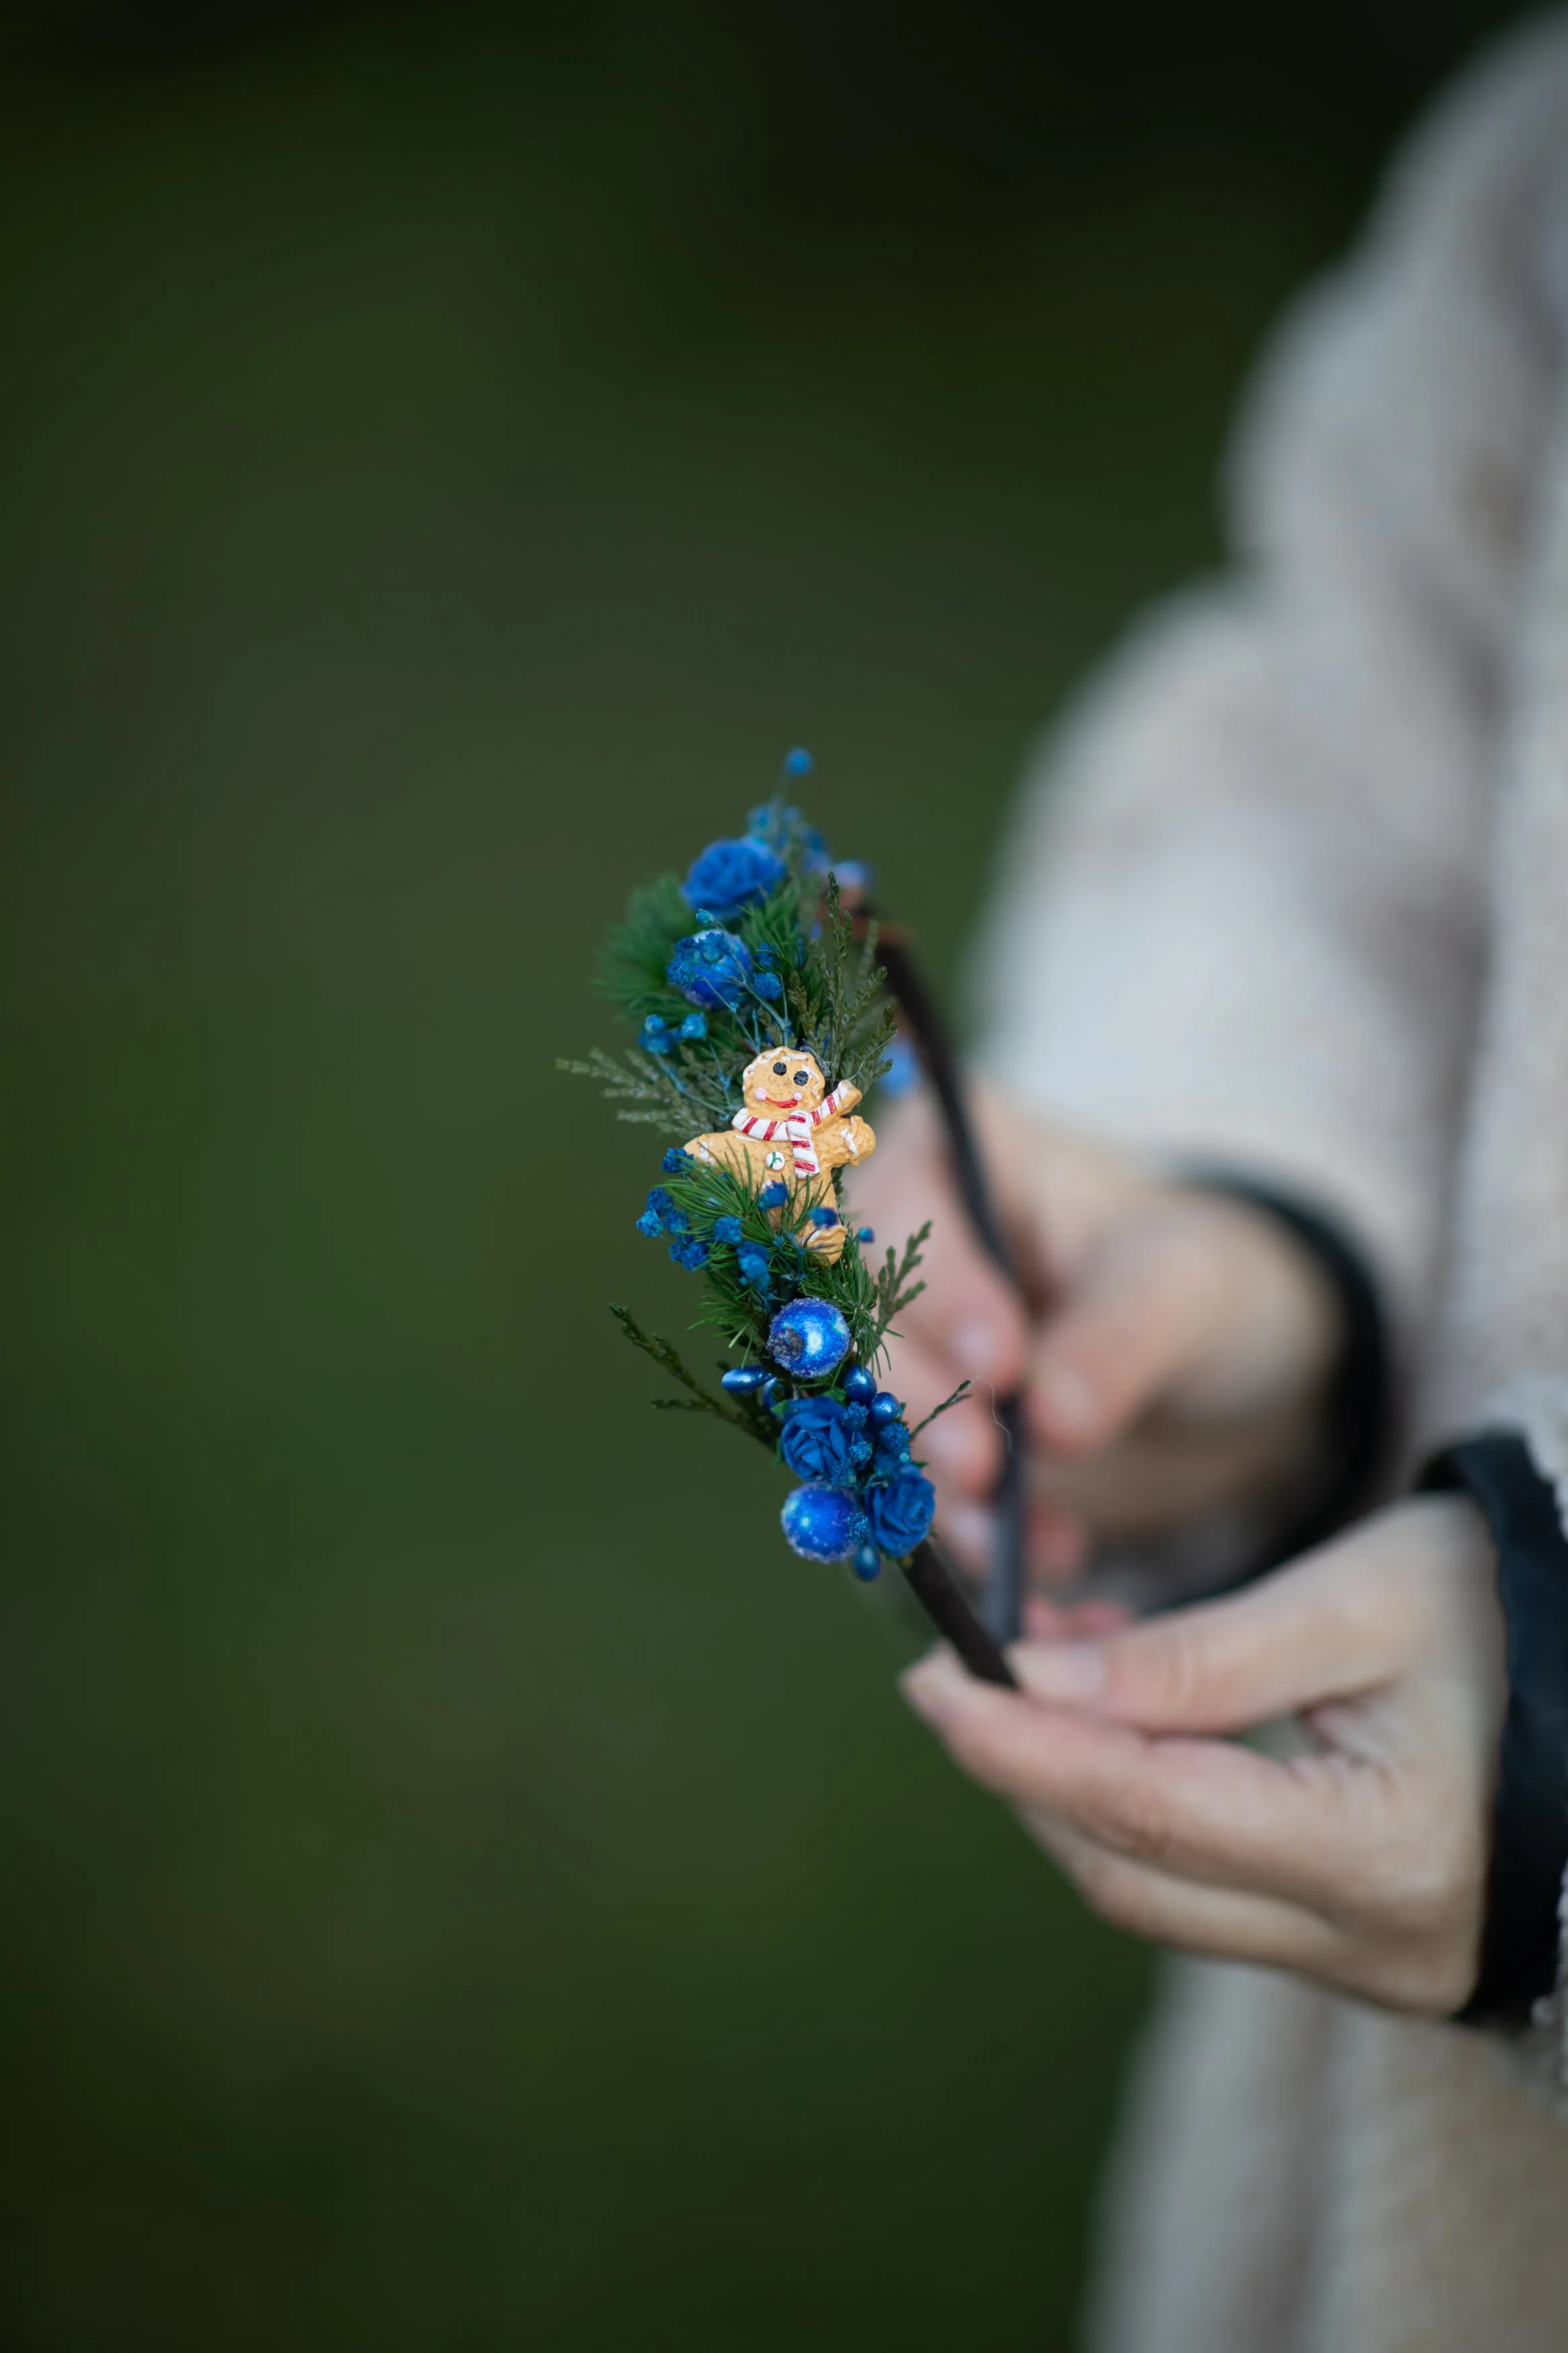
(1420, 1433, 1568, 2030)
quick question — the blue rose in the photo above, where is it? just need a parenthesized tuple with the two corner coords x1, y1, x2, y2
(779, 1396, 858, 1487)
(666, 928, 755, 1010)
(866, 1468, 936, 1559)
(684, 838, 786, 920)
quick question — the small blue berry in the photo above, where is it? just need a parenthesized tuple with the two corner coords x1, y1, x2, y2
(856, 1226, 875, 1244)
(870, 1392, 903, 1425)
(852, 1542, 881, 1582)
(737, 1244, 772, 1289)
(784, 748, 814, 777)
(720, 1366, 770, 1395)
(841, 1365, 877, 1404)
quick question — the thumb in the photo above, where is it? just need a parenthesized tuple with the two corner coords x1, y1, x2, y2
(1013, 1529, 1394, 1734)
(1029, 1220, 1223, 1453)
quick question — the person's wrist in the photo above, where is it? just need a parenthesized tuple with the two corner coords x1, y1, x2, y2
(1178, 1168, 1393, 1583)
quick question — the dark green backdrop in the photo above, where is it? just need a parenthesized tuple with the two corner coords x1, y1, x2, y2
(0, 6, 1520, 2347)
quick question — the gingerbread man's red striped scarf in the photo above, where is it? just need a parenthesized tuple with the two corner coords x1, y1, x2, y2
(729, 1084, 860, 1179)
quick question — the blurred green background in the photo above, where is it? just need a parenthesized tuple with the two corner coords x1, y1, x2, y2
(0, 4, 1521, 2346)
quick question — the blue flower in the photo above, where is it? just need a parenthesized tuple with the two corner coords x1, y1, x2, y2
(753, 970, 784, 1002)
(640, 1015, 673, 1055)
(779, 1396, 859, 1486)
(713, 1215, 744, 1245)
(747, 801, 828, 870)
(679, 1012, 708, 1042)
(642, 1185, 689, 1236)
(866, 1468, 936, 1560)
(667, 928, 755, 1010)
(661, 1148, 689, 1175)
(683, 838, 786, 920)
(755, 943, 778, 968)
(634, 1209, 662, 1238)
(737, 1244, 772, 1290)
(783, 747, 814, 777)
(669, 1236, 710, 1271)
(808, 1205, 839, 1228)
(758, 1181, 788, 1209)
(878, 1034, 920, 1096)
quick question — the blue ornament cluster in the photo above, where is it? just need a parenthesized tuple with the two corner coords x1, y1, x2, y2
(593, 763, 949, 1595)
(773, 1358, 936, 1578)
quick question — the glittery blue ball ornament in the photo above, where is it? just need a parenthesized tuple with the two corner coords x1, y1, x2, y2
(781, 1484, 868, 1562)
(869, 1391, 903, 1425)
(841, 1365, 876, 1403)
(768, 1298, 852, 1382)
(720, 1366, 770, 1395)
(852, 1542, 881, 1582)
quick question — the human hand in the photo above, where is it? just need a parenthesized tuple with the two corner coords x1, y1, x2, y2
(845, 1082, 1344, 1580)
(903, 1497, 1505, 2014)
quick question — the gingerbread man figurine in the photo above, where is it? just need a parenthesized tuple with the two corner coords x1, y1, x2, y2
(682, 1047, 875, 1260)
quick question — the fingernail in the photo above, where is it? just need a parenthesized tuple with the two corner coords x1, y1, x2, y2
(954, 1318, 1005, 1380)
(1020, 1642, 1106, 1704)
(900, 1659, 951, 1724)
(1037, 1362, 1097, 1439)
(940, 1499, 993, 1566)
(923, 1414, 977, 1476)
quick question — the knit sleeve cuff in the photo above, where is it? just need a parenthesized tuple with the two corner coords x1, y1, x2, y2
(1419, 1433, 1568, 2035)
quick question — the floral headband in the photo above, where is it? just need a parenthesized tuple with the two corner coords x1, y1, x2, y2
(561, 752, 1023, 1684)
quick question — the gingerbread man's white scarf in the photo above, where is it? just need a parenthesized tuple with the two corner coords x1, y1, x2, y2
(731, 1084, 857, 1179)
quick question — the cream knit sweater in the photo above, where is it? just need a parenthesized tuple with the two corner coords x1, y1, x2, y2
(975, 18, 1568, 2346)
